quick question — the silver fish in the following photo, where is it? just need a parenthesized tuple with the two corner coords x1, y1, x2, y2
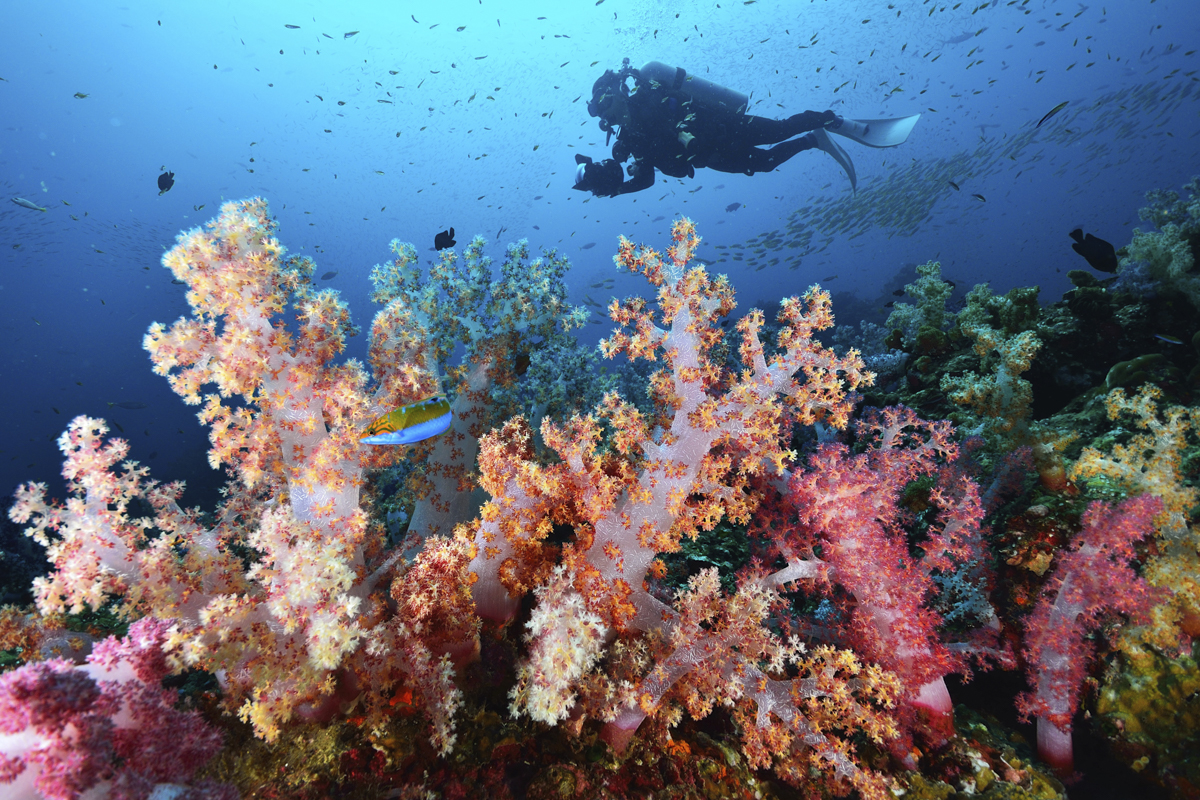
(12, 197, 48, 212)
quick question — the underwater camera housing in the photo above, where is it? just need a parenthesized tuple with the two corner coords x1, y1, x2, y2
(572, 154, 624, 196)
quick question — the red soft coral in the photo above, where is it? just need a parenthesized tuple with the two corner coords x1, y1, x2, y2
(1016, 495, 1163, 777)
(770, 407, 999, 761)
(0, 618, 235, 800)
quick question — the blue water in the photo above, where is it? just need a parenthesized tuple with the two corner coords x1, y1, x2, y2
(2, 0, 1198, 503)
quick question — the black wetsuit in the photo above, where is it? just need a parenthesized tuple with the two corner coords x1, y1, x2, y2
(606, 77, 835, 195)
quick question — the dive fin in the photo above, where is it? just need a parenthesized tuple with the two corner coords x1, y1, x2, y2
(812, 129, 857, 193)
(828, 114, 921, 148)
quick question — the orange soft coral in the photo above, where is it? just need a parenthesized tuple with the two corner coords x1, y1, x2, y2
(467, 218, 887, 795)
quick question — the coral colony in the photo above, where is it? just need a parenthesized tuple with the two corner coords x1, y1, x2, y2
(2, 196, 1198, 799)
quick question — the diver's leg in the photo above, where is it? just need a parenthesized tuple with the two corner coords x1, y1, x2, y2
(746, 134, 818, 173)
(741, 110, 834, 145)
(704, 134, 818, 175)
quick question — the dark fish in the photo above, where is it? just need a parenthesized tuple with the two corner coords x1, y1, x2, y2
(725, 202, 742, 212)
(892, 288, 905, 296)
(321, 271, 338, 280)
(1036, 101, 1068, 128)
(285, 24, 300, 29)
(948, 180, 960, 191)
(971, 193, 986, 202)
(113, 401, 148, 410)
(1068, 228, 1118, 272)
(434, 227, 456, 250)
(157, 170, 175, 195)
(580, 242, 597, 250)
(1155, 333, 1184, 345)
(514, 351, 531, 376)
(172, 279, 186, 285)
(344, 31, 359, 38)
(652, 215, 665, 221)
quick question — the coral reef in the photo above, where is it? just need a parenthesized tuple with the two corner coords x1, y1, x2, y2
(2, 196, 1198, 800)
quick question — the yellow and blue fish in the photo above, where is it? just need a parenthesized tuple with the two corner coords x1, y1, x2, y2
(360, 395, 452, 445)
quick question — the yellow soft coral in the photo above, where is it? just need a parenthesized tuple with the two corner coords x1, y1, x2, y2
(1070, 385, 1200, 530)
(1070, 384, 1200, 651)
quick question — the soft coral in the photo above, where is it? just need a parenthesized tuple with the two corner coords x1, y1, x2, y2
(1016, 494, 1164, 777)
(766, 406, 1002, 761)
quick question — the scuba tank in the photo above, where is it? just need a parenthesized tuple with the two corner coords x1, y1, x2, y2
(636, 61, 748, 116)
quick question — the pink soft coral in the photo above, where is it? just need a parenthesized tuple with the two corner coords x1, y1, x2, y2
(1017, 495, 1163, 777)
(763, 406, 1001, 763)
(0, 618, 235, 800)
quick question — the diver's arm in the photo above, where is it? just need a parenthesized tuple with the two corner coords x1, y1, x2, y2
(614, 161, 654, 195)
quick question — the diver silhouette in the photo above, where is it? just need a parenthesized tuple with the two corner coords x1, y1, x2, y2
(573, 59, 921, 197)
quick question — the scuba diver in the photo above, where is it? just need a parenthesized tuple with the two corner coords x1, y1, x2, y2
(573, 59, 920, 196)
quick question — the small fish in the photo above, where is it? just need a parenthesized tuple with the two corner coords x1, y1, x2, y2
(1036, 101, 1068, 128)
(1069, 228, 1118, 272)
(11, 197, 48, 212)
(193, 204, 205, 211)
(344, 31, 359, 38)
(434, 227, 456, 250)
(580, 242, 597, 250)
(971, 193, 986, 202)
(822, 274, 838, 281)
(1155, 333, 1184, 345)
(725, 202, 742, 212)
(361, 396, 453, 445)
(110, 401, 148, 410)
(157, 170, 175, 195)
(320, 271, 338, 280)
(285, 24, 300, 29)
(73, 92, 89, 99)
(892, 289, 905, 296)
(947, 180, 960, 191)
